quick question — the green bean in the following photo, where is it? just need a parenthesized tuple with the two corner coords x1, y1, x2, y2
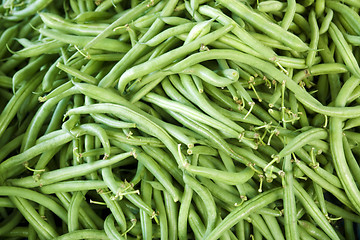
(325, 201, 360, 223)
(0, 24, 18, 58)
(178, 184, 193, 240)
(216, 0, 308, 52)
(52, 229, 109, 240)
(13, 39, 65, 58)
(98, 192, 127, 233)
(8, 152, 132, 188)
(198, 5, 278, 62)
(141, 146, 183, 185)
(276, 128, 328, 160)
(188, 208, 206, 239)
(298, 220, 331, 240)
(344, 218, 356, 240)
(295, 159, 353, 209)
(298, 225, 316, 240)
(0, 133, 23, 163)
(10, 196, 58, 239)
(330, 23, 359, 78)
(293, 181, 340, 240)
(319, 9, 333, 35)
(184, 173, 217, 237)
(249, 213, 274, 240)
(98, 0, 180, 88)
(39, 180, 107, 194)
(108, 130, 164, 147)
(57, 62, 98, 84)
(104, 214, 125, 240)
(115, 142, 181, 202)
(12, 55, 50, 92)
(143, 93, 241, 138)
(292, 63, 348, 83)
(65, 101, 186, 167)
(145, 22, 196, 46)
(312, 164, 342, 189)
(168, 49, 360, 119)
(40, 12, 113, 36)
(330, 75, 360, 214)
(153, 189, 168, 240)
(306, 10, 319, 68)
(68, 191, 84, 232)
(184, 163, 254, 185)
(0, 186, 67, 224)
(313, 181, 327, 216)
(163, 190, 178, 240)
(117, 23, 234, 92)
(94, 0, 122, 12)
(262, 214, 285, 240)
(327, 1, 360, 35)
(282, 155, 299, 240)
(258, 1, 305, 14)
(139, 173, 153, 240)
(206, 188, 283, 240)
(281, 0, 296, 30)
(343, 137, 360, 185)
(0, 210, 23, 236)
(0, 130, 75, 182)
(181, 74, 243, 131)
(22, 86, 79, 151)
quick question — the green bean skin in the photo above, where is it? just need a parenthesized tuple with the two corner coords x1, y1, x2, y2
(319, 9, 333, 35)
(327, 1, 360, 35)
(144, 22, 196, 46)
(281, 0, 296, 30)
(293, 181, 340, 240)
(0, 130, 75, 182)
(179, 64, 238, 87)
(330, 76, 360, 214)
(52, 229, 109, 240)
(184, 173, 217, 238)
(216, 0, 308, 52)
(205, 188, 283, 240)
(283, 155, 299, 240)
(0, 73, 43, 136)
(65, 102, 186, 167)
(39, 28, 131, 53)
(184, 164, 254, 185)
(329, 23, 360, 78)
(170, 49, 360, 118)
(7, 152, 133, 188)
(10, 196, 59, 239)
(39, 12, 113, 36)
(276, 128, 328, 159)
(115, 142, 182, 202)
(0, 24, 18, 59)
(117, 24, 235, 92)
(10, 0, 53, 19)
(104, 214, 125, 240)
(68, 191, 84, 232)
(40, 180, 107, 194)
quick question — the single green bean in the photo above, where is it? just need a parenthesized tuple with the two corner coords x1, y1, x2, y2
(8, 152, 133, 188)
(293, 181, 340, 240)
(52, 229, 109, 240)
(205, 188, 283, 240)
(184, 163, 254, 185)
(10, 196, 58, 239)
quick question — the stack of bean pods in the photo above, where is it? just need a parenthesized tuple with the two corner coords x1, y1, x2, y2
(1, 0, 360, 239)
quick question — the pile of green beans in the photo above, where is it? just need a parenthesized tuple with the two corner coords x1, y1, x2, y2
(1, 0, 360, 239)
